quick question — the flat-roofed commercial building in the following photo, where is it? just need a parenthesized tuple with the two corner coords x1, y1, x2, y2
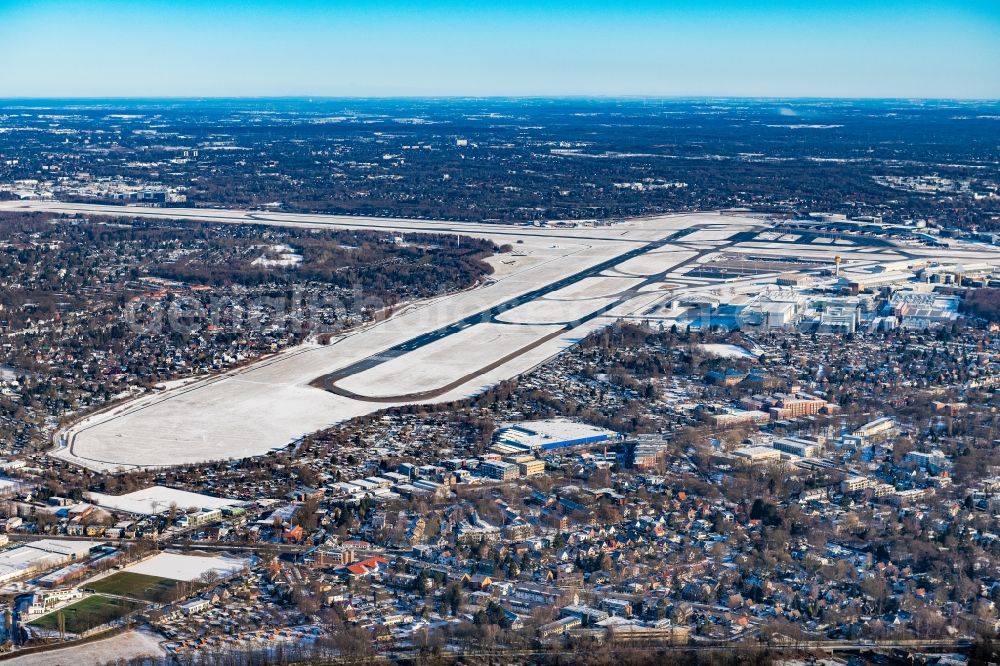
(480, 460, 520, 481)
(508, 456, 545, 477)
(852, 416, 898, 443)
(494, 419, 616, 453)
(0, 539, 103, 584)
(732, 446, 782, 465)
(772, 436, 824, 458)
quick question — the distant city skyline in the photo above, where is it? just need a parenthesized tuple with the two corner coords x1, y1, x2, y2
(1, 0, 999, 98)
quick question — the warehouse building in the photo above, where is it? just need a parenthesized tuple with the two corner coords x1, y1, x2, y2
(772, 436, 825, 458)
(732, 446, 782, 465)
(494, 419, 616, 453)
(0, 539, 104, 584)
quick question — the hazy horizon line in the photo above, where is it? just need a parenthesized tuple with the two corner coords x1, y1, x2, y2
(1, 95, 998, 102)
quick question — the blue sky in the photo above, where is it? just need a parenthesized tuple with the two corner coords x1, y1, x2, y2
(1, 0, 998, 98)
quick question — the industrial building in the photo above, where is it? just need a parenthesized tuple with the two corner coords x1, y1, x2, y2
(0, 539, 104, 584)
(732, 446, 782, 465)
(890, 291, 960, 329)
(819, 305, 861, 333)
(739, 297, 801, 329)
(772, 436, 825, 458)
(493, 419, 616, 453)
(836, 267, 916, 294)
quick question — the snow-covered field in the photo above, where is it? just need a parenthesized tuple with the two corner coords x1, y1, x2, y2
(638, 282, 680, 293)
(495, 296, 616, 324)
(125, 552, 247, 582)
(252, 243, 303, 267)
(336, 322, 562, 398)
(5, 629, 164, 666)
(683, 226, 748, 241)
(611, 250, 696, 277)
(546, 276, 644, 300)
(601, 292, 669, 319)
(697, 343, 757, 359)
(483, 249, 548, 277)
(53, 236, 627, 468)
(87, 485, 239, 515)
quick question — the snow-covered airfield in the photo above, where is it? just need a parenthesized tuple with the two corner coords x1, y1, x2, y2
(4, 201, 999, 470)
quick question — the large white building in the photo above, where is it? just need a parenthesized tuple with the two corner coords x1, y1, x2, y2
(852, 416, 898, 442)
(0, 540, 103, 584)
(732, 446, 782, 465)
(739, 297, 801, 329)
(819, 305, 861, 333)
(772, 436, 825, 458)
(890, 291, 960, 329)
(493, 420, 616, 453)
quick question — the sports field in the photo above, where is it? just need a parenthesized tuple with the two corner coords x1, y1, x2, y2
(87, 571, 188, 603)
(28, 595, 143, 634)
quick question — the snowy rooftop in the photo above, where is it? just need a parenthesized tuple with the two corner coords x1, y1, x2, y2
(495, 419, 615, 451)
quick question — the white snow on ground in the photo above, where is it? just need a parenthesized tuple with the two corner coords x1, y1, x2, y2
(545, 276, 644, 300)
(125, 552, 247, 582)
(52, 237, 626, 469)
(638, 282, 679, 293)
(154, 375, 209, 391)
(5, 629, 164, 665)
(727, 243, 900, 261)
(41, 203, 988, 473)
(55, 370, 379, 469)
(611, 251, 696, 277)
(483, 250, 547, 278)
(0, 203, 801, 470)
(336, 322, 562, 398)
(683, 226, 747, 241)
(87, 485, 239, 515)
(251, 243, 303, 267)
(495, 297, 616, 324)
(697, 343, 758, 359)
(424, 318, 625, 406)
(600, 292, 670, 319)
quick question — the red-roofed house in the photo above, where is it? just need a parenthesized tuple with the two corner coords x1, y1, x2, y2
(342, 556, 389, 580)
